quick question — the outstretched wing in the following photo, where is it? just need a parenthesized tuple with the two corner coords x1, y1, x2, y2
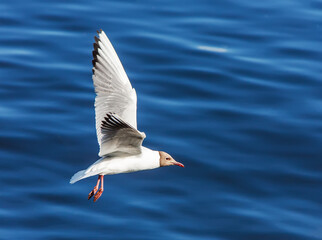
(92, 30, 139, 156)
(100, 113, 145, 155)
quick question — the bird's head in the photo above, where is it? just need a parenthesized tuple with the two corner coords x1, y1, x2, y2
(159, 151, 184, 168)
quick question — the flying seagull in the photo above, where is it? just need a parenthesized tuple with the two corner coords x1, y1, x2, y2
(70, 30, 184, 202)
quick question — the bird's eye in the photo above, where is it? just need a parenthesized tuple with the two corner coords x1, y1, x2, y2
(166, 157, 171, 160)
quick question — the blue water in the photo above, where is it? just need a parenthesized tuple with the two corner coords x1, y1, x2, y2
(1, 0, 322, 239)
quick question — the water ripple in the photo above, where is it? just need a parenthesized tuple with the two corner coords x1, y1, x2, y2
(0, 0, 322, 239)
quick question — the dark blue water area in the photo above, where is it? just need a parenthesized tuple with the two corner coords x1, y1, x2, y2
(0, 0, 322, 239)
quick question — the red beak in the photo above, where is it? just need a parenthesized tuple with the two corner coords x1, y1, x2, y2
(173, 161, 184, 168)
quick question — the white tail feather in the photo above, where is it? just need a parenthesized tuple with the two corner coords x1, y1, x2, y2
(70, 170, 87, 184)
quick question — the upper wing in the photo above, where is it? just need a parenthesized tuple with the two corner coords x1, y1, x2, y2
(100, 113, 145, 155)
(92, 30, 138, 156)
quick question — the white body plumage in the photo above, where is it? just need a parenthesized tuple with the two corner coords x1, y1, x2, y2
(70, 147, 160, 184)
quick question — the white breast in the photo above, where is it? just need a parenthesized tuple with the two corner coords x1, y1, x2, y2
(85, 147, 160, 176)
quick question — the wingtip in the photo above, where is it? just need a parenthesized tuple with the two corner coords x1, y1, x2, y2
(96, 29, 103, 35)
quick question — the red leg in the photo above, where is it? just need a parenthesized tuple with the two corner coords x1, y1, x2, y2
(88, 175, 100, 200)
(93, 175, 104, 202)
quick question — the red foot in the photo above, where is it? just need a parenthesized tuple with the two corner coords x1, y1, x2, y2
(93, 189, 103, 202)
(88, 186, 98, 200)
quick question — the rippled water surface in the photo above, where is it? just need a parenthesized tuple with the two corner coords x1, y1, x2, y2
(1, 0, 322, 239)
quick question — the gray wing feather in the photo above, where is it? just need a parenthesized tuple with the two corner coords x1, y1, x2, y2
(100, 113, 145, 156)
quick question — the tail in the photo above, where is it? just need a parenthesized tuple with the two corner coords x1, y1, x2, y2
(70, 158, 105, 184)
(70, 170, 87, 184)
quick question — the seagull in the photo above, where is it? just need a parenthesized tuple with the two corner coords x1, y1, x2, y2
(70, 30, 184, 202)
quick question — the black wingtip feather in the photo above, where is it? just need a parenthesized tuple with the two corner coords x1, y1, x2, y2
(93, 42, 99, 51)
(92, 60, 97, 68)
(92, 35, 100, 69)
(92, 50, 98, 58)
(94, 36, 99, 44)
